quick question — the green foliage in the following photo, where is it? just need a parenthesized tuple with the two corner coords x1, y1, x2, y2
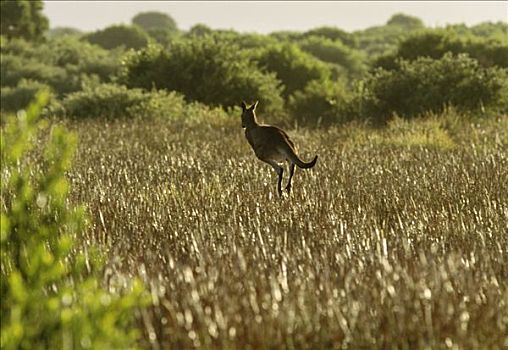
(142, 28, 175, 48)
(47, 27, 83, 39)
(132, 11, 178, 33)
(1, 37, 122, 95)
(297, 36, 366, 78)
(386, 13, 425, 31)
(185, 30, 278, 51)
(42, 37, 122, 79)
(446, 21, 508, 44)
(269, 31, 304, 42)
(121, 39, 284, 114)
(360, 53, 508, 123)
(470, 21, 508, 43)
(1, 53, 69, 93)
(303, 26, 358, 48)
(0, 92, 147, 349)
(255, 43, 331, 98)
(288, 79, 352, 126)
(354, 13, 424, 59)
(83, 25, 151, 50)
(186, 24, 214, 38)
(0, 0, 48, 42)
(132, 11, 179, 47)
(0, 79, 53, 113)
(60, 83, 191, 119)
(375, 29, 508, 70)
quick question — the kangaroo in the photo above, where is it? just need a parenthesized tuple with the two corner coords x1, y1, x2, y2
(241, 101, 318, 197)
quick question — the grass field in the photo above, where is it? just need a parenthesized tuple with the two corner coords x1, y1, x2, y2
(63, 112, 507, 349)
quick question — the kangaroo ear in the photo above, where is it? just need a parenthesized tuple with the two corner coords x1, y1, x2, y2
(241, 101, 247, 110)
(250, 101, 259, 111)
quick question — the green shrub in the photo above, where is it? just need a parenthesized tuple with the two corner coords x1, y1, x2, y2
(354, 22, 411, 59)
(0, 0, 48, 42)
(121, 38, 284, 114)
(1, 54, 70, 91)
(288, 79, 352, 126)
(255, 43, 330, 98)
(302, 26, 358, 48)
(470, 21, 508, 44)
(0, 79, 53, 112)
(375, 29, 508, 70)
(47, 26, 83, 39)
(60, 83, 194, 119)
(1, 37, 122, 96)
(42, 37, 122, 79)
(186, 24, 214, 38)
(297, 36, 366, 78)
(83, 24, 151, 50)
(360, 53, 508, 123)
(132, 11, 178, 33)
(0, 92, 147, 349)
(386, 13, 425, 31)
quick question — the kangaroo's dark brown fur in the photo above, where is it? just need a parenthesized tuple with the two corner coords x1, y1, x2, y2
(241, 101, 318, 196)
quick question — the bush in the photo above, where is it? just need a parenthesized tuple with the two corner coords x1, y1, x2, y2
(303, 26, 358, 48)
(1, 37, 122, 96)
(255, 43, 330, 98)
(132, 11, 178, 33)
(42, 37, 122, 82)
(0, 92, 146, 349)
(0, 54, 71, 93)
(288, 79, 352, 126)
(360, 53, 508, 123)
(47, 26, 82, 39)
(297, 36, 366, 78)
(60, 82, 201, 120)
(0, 79, 53, 112)
(121, 38, 284, 114)
(186, 24, 214, 38)
(0, 0, 48, 42)
(354, 14, 426, 59)
(375, 29, 508, 70)
(83, 24, 151, 50)
(386, 13, 425, 31)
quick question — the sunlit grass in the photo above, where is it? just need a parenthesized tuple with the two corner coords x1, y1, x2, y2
(63, 112, 507, 349)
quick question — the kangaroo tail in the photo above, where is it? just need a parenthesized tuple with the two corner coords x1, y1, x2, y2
(282, 146, 318, 169)
(297, 155, 318, 169)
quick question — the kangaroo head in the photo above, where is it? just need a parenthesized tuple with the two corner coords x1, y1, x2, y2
(241, 101, 259, 128)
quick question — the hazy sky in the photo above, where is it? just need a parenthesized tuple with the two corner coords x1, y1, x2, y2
(43, 1, 508, 33)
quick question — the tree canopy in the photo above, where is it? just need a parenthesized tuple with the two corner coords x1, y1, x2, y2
(0, 0, 49, 42)
(132, 11, 178, 33)
(83, 24, 151, 50)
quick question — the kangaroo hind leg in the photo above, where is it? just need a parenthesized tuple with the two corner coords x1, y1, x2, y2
(264, 159, 284, 197)
(286, 162, 295, 194)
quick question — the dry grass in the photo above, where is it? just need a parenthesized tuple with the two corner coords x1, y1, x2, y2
(64, 114, 507, 349)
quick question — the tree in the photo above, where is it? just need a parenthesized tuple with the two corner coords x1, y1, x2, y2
(303, 26, 358, 48)
(362, 54, 508, 122)
(132, 11, 178, 33)
(288, 79, 352, 126)
(186, 24, 213, 38)
(374, 29, 508, 70)
(298, 36, 366, 78)
(255, 43, 331, 98)
(121, 38, 284, 113)
(0, 0, 49, 41)
(47, 27, 82, 39)
(83, 24, 151, 50)
(386, 13, 425, 30)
